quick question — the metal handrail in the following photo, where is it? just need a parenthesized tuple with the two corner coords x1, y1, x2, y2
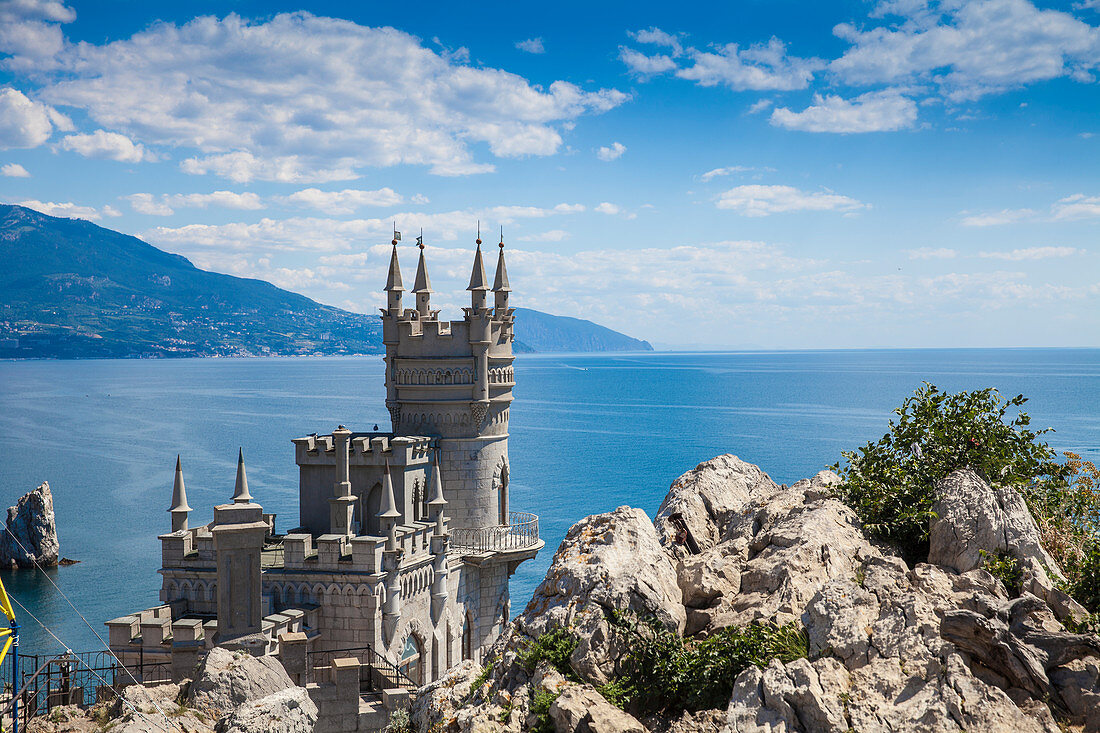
(306, 645, 418, 692)
(450, 511, 539, 553)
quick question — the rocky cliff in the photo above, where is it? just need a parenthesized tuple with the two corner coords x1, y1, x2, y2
(0, 481, 60, 568)
(413, 455, 1100, 733)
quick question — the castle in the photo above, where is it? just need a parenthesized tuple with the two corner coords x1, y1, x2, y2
(106, 235, 542, 691)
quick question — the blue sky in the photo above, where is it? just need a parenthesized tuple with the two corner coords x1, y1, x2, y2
(1, 0, 1099, 349)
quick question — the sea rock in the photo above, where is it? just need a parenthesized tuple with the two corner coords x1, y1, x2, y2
(654, 455, 779, 558)
(186, 647, 296, 720)
(215, 686, 318, 733)
(0, 481, 59, 568)
(929, 469, 1061, 578)
(410, 660, 483, 733)
(518, 505, 685, 638)
(549, 684, 646, 733)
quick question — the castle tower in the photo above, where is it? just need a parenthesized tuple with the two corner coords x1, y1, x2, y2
(380, 234, 516, 533)
(168, 455, 192, 532)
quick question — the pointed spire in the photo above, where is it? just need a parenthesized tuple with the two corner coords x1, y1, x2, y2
(169, 455, 192, 532)
(385, 244, 404, 292)
(232, 448, 253, 504)
(412, 244, 431, 294)
(378, 460, 401, 520)
(427, 454, 447, 508)
(493, 237, 511, 293)
(467, 242, 489, 291)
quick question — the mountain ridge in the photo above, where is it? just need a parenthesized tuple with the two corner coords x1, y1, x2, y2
(0, 204, 652, 358)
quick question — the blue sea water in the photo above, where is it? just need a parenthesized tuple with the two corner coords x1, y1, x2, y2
(0, 349, 1098, 658)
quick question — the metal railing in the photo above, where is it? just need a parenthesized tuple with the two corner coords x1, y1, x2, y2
(450, 511, 539, 553)
(305, 645, 418, 694)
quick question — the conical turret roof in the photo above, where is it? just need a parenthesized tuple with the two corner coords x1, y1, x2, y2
(385, 244, 404, 291)
(412, 248, 432, 293)
(467, 244, 490, 291)
(378, 460, 401, 519)
(493, 244, 511, 292)
(169, 455, 192, 514)
(427, 455, 447, 507)
(232, 448, 253, 503)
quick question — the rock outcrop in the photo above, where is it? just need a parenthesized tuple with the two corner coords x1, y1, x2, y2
(1, 481, 59, 568)
(215, 686, 318, 733)
(187, 647, 297, 720)
(415, 454, 1100, 733)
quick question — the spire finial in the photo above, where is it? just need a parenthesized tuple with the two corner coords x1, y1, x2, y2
(419, 227, 424, 251)
(499, 226, 504, 249)
(232, 447, 253, 504)
(476, 219, 481, 246)
(392, 221, 397, 247)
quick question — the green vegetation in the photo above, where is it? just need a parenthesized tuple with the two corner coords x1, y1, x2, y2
(516, 628, 580, 680)
(604, 612, 807, 715)
(529, 689, 560, 733)
(832, 383, 1066, 564)
(471, 658, 494, 692)
(1037, 453, 1100, 615)
(383, 707, 411, 733)
(979, 549, 1022, 596)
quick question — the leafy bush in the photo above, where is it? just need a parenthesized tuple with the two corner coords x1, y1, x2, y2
(384, 708, 411, 733)
(529, 690, 560, 733)
(1032, 452, 1100, 614)
(516, 628, 579, 680)
(979, 549, 1022, 596)
(605, 612, 807, 715)
(832, 383, 1065, 564)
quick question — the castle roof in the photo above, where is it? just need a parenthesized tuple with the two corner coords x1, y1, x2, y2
(378, 460, 401, 519)
(169, 454, 192, 514)
(493, 244, 511, 292)
(427, 454, 447, 507)
(232, 448, 253, 504)
(412, 248, 432, 294)
(467, 244, 490, 291)
(385, 244, 404, 292)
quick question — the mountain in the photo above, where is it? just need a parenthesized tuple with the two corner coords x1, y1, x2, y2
(513, 308, 652, 352)
(0, 204, 651, 358)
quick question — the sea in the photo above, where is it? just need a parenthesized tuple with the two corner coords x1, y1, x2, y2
(0, 349, 1098, 658)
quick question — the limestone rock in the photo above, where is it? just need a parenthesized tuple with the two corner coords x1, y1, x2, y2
(654, 455, 778, 558)
(216, 686, 318, 733)
(0, 481, 59, 568)
(186, 647, 296, 720)
(411, 660, 483, 733)
(549, 685, 646, 733)
(929, 469, 1061, 579)
(518, 505, 684, 638)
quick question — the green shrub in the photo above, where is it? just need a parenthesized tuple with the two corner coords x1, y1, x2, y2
(516, 629, 579, 680)
(979, 549, 1022, 596)
(605, 611, 808, 715)
(530, 690, 560, 733)
(1034, 453, 1100, 615)
(383, 708, 411, 733)
(832, 383, 1065, 564)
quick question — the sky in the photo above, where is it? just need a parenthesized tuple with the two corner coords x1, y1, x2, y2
(1, 0, 1099, 349)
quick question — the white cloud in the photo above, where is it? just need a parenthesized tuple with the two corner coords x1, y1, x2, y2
(978, 246, 1083, 260)
(15, 199, 113, 220)
(770, 90, 917, 133)
(517, 229, 569, 242)
(515, 38, 544, 54)
(1076, 0, 1100, 11)
(1052, 193, 1100, 220)
(285, 187, 405, 215)
(124, 191, 264, 216)
(0, 0, 75, 70)
(959, 208, 1037, 226)
(1, 163, 30, 177)
(619, 47, 678, 75)
(596, 142, 626, 161)
(629, 27, 683, 56)
(906, 247, 957, 259)
(715, 184, 868, 216)
(23, 13, 626, 182)
(747, 99, 773, 114)
(700, 165, 752, 181)
(594, 202, 622, 215)
(675, 38, 823, 91)
(831, 0, 1100, 101)
(0, 87, 67, 148)
(60, 129, 153, 162)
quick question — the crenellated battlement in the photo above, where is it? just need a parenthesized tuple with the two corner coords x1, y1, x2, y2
(292, 432, 434, 467)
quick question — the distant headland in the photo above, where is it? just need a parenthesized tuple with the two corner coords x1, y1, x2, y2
(0, 204, 652, 359)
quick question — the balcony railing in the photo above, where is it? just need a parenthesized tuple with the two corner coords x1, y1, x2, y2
(450, 511, 539, 553)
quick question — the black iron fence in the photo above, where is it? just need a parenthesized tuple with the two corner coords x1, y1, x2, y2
(305, 645, 417, 694)
(0, 650, 170, 726)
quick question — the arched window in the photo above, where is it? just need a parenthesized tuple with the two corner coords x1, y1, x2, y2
(462, 613, 474, 662)
(498, 462, 509, 525)
(399, 634, 422, 686)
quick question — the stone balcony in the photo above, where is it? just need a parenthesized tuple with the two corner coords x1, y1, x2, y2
(450, 511, 540, 555)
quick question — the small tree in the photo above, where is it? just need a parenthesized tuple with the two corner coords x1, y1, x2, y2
(832, 383, 1066, 564)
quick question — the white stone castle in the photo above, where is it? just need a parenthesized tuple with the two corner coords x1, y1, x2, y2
(107, 235, 542, 691)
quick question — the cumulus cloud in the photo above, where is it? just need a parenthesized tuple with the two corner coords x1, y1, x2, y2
(978, 246, 1083, 260)
(515, 38, 544, 54)
(1052, 193, 1100, 220)
(770, 90, 917, 133)
(1, 163, 30, 177)
(284, 187, 405, 215)
(124, 191, 264, 216)
(596, 142, 626, 161)
(715, 184, 868, 216)
(831, 0, 1100, 101)
(16, 199, 118, 220)
(960, 194, 1100, 224)
(0, 87, 68, 148)
(60, 129, 153, 162)
(0, 0, 75, 70)
(619, 47, 679, 75)
(960, 208, 1037, 226)
(906, 247, 957, 259)
(21, 13, 626, 182)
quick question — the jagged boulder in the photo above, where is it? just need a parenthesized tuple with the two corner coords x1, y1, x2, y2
(0, 481, 59, 568)
(215, 686, 317, 733)
(654, 455, 778, 558)
(186, 647, 296, 720)
(549, 684, 646, 733)
(411, 660, 483, 733)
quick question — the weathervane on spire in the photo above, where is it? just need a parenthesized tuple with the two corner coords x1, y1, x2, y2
(417, 228, 424, 249)
(476, 220, 482, 246)
(499, 226, 504, 249)
(392, 221, 400, 246)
